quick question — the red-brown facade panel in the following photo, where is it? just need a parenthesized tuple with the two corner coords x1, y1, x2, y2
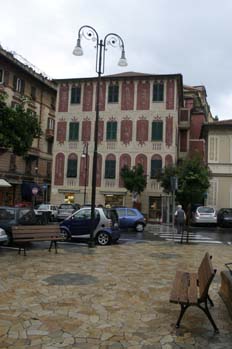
(119, 154, 131, 187)
(166, 80, 175, 110)
(54, 153, 65, 185)
(136, 81, 150, 110)
(97, 120, 104, 143)
(82, 120, 91, 142)
(190, 114, 205, 139)
(165, 154, 173, 167)
(56, 121, 67, 144)
(96, 154, 102, 187)
(135, 154, 147, 175)
(180, 130, 188, 152)
(83, 83, 93, 111)
(121, 81, 134, 110)
(79, 154, 89, 186)
(165, 115, 173, 147)
(58, 85, 69, 112)
(136, 119, 148, 145)
(121, 118, 132, 145)
(99, 82, 106, 111)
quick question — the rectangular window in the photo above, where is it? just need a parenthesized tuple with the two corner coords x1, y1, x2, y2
(151, 159, 162, 178)
(47, 141, 53, 155)
(47, 118, 55, 130)
(105, 160, 116, 178)
(108, 85, 119, 103)
(69, 122, 79, 141)
(208, 136, 219, 162)
(71, 86, 81, 104)
(31, 86, 36, 100)
(153, 82, 164, 102)
(67, 159, 77, 177)
(13, 75, 25, 94)
(0, 68, 4, 84)
(152, 121, 163, 141)
(106, 121, 117, 141)
(51, 96, 56, 109)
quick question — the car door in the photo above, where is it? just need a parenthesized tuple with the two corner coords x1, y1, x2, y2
(117, 208, 127, 228)
(68, 208, 92, 236)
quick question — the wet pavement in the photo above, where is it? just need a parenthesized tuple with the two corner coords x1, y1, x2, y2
(0, 235, 232, 348)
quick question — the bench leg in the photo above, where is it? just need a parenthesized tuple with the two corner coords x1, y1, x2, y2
(49, 240, 58, 253)
(176, 304, 189, 328)
(198, 301, 219, 333)
(18, 247, 26, 256)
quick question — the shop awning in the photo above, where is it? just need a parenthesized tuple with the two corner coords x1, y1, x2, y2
(0, 179, 12, 187)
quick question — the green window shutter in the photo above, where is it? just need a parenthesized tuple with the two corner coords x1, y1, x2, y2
(67, 159, 77, 177)
(152, 121, 163, 141)
(69, 122, 79, 141)
(108, 85, 119, 103)
(105, 160, 116, 178)
(153, 83, 164, 102)
(71, 87, 81, 104)
(151, 159, 162, 178)
(106, 122, 117, 140)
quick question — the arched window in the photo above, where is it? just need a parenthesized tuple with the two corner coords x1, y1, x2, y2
(151, 154, 162, 178)
(67, 153, 77, 178)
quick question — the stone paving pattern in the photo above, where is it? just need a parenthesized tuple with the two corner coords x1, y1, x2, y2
(0, 239, 232, 348)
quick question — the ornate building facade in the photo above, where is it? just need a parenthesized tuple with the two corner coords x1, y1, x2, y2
(0, 46, 57, 206)
(51, 72, 183, 222)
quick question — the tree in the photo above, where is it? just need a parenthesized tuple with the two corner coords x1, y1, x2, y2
(156, 155, 211, 210)
(120, 164, 147, 205)
(0, 93, 41, 156)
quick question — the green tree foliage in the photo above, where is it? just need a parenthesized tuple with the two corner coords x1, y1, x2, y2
(0, 93, 41, 156)
(120, 164, 147, 196)
(156, 155, 211, 209)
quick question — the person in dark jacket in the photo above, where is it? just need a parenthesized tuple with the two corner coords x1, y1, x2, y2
(175, 205, 186, 234)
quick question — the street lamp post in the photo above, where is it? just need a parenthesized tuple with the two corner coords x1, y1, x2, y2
(81, 142, 88, 206)
(73, 25, 127, 248)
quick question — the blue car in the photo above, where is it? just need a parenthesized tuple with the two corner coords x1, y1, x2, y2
(60, 207, 120, 245)
(115, 207, 146, 232)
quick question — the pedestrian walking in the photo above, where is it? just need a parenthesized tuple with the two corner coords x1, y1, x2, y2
(175, 204, 186, 235)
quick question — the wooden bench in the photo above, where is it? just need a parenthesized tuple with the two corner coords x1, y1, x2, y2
(169, 252, 219, 333)
(12, 224, 64, 255)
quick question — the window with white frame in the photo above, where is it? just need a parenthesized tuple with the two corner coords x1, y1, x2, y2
(208, 136, 219, 162)
(0, 68, 4, 84)
(47, 118, 55, 130)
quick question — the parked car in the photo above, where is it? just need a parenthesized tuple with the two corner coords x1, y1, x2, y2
(191, 206, 217, 225)
(57, 203, 80, 221)
(217, 208, 232, 227)
(0, 227, 8, 245)
(0, 206, 39, 242)
(60, 207, 120, 245)
(34, 203, 59, 222)
(114, 207, 146, 232)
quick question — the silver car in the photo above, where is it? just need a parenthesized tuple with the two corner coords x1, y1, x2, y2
(191, 206, 217, 225)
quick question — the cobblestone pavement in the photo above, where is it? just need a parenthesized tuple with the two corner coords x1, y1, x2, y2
(0, 239, 231, 348)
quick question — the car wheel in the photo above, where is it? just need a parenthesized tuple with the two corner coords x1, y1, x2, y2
(96, 231, 111, 246)
(61, 229, 71, 241)
(135, 223, 144, 232)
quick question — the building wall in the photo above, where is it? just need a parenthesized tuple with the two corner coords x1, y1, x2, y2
(0, 48, 57, 206)
(51, 75, 182, 221)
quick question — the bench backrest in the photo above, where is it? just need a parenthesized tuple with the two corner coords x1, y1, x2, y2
(12, 225, 61, 240)
(198, 252, 216, 301)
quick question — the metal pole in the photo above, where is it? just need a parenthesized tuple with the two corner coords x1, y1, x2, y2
(172, 190, 175, 241)
(89, 40, 103, 248)
(83, 143, 88, 206)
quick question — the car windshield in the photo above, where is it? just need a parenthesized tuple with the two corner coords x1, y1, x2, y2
(59, 204, 73, 209)
(198, 207, 215, 214)
(0, 208, 15, 221)
(38, 204, 49, 210)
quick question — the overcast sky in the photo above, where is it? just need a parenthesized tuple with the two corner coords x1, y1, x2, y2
(1, 0, 232, 120)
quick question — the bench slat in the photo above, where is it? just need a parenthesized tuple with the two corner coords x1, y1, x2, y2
(12, 225, 63, 242)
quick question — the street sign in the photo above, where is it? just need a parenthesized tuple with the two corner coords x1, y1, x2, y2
(32, 187, 38, 195)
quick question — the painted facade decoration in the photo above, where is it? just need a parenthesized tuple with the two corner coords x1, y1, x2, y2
(96, 154, 102, 187)
(135, 154, 147, 175)
(165, 154, 173, 167)
(56, 121, 67, 144)
(136, 117, 148, 145)
(137, 81, 150, 110)
(119, 154, 131, 187)
(83, 83, 93, 111)
(165, 115, 173, 147)
(79, 153, 88, 186)
(58, 84, 69, 112)
(54, 153, 65, 185)
(99, 82, 106, 111)
(166, 80, 175, 110)
(121, 117, 132, 145)
(82, 119, 91, 142)
(97, 120, 104, 143)
(121, 81, 134, 110)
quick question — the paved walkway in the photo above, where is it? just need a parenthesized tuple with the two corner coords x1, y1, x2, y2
(0, 239, 231, 348)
